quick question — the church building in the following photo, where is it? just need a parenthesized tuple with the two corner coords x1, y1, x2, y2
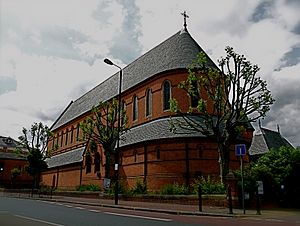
(42, 19, 253, 191)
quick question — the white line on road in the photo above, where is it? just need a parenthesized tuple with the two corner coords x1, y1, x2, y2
(74, 206, 85, 210)
(103, 211, 172, 222)
(89, 209, 101, 213)
(14, 214, 64, 226)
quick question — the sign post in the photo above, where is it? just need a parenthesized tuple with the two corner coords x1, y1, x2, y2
(235, 144, 246, 214)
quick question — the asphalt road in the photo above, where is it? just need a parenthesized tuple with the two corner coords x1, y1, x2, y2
(0, 197, 299, 226)
(0, 197, 199, 226)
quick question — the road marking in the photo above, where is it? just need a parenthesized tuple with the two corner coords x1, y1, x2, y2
(89, 209, 101, 213)
(15, 214, 64, 226)
(103, 211, 172, 222)
(74, 206, 85, 210)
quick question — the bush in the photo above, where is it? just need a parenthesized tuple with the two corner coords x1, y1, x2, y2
(160, 183, 188, 195)
(130, 179, 147, 195)
(76, 184, 101, 192)
(192, 176, 226, 194)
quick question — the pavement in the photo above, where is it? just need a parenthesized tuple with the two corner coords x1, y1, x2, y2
(2, 191, 300, 220)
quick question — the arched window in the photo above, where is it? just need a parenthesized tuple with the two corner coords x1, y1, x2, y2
(156, 146, 160, 160)
(56, 134, 59, 147)
(70, 126, 74, 144)
(121, 100, 126, 125)
(65, 129, 68, 146)
(52, 137, 55, 150)
(133, 95, 138, 121)
(146, 89, 152, 117)
(85, 154, 92, 174)
(94, 152, 101, 172)
(191, 81, 199, 108)
(60, 132, 63, 147)
(134, 150, 138, 162)
(76, 123, 80, 141)
(197, 145, 203, 159)
(163, 81, 171, 111)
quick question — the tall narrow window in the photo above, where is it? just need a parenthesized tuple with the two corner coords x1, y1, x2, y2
(134, 150, 138, 162)
(60, 132, 63, 147)
(146, 89, 152, 117)
(76, 123, 80, 141)
(85, 154, 92, 174)
(156, 146, 160, 160)
(65, 129, 68, 146)
(163, 81, 171, 111)
(70, 127, 74, 143)
(52, 137, 55, 150)
(56, 134, 59, 147)
(133, 95, 138, 121)
(94, 152, 101, 172)
(121, 100, 126, 125)
(191, 81, 199, 108)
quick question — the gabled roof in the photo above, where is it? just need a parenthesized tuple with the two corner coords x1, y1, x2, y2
(51, 30, 217, 131)
(249, 127, 294, 155)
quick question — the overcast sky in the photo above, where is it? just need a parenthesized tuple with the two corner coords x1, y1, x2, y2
(1, 0, 299, 147)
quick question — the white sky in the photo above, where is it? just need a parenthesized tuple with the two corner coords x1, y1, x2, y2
(1, 0, 300, 146)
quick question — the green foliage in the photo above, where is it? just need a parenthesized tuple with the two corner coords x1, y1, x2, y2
(251, 146, 300, 186)
(18, 122, 52, 187)
(170, 46, 275, 178)
(160, 183, 189, 195)
(76, 184, 101, 192)
(192, 176, 226, 194)
(130, 179, 147, 195)
(11, 167, 21, 179)
(80, 99, 129, 178)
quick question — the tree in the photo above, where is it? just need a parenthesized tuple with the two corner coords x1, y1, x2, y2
(80, 98, 128, 179)
(170, 47, 274, 181)
(251, 146, 300, 207)
(18, 122, 53, 188)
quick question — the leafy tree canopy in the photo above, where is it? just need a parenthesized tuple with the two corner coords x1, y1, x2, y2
(170, 46, 275, 179)
(18, 122, 53, 186)
(80, 98, 128, 178)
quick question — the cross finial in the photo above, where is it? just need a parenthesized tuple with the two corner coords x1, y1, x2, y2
(181, 11, 189, 31)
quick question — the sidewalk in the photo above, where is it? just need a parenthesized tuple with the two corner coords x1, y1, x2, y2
(26, 194, 286, 218)
(3, 191, 300, 220)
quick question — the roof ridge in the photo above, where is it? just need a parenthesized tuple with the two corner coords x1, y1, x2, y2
(51, 29, 216, 130)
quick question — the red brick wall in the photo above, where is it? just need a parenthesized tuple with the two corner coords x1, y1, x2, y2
(0, 158, 32, 188)
(43, 68, 253, 191)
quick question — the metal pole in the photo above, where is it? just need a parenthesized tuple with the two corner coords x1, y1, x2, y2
(114, 67, 122, 205)
(240, 156, 245, 214)
(198, 185, 202, 212)
(228, 185, 233, 214)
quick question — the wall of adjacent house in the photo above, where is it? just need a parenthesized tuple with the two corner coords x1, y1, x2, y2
(0, 157, 32, 188)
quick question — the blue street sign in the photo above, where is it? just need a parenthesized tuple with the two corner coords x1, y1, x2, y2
(235, 144, 246, 156)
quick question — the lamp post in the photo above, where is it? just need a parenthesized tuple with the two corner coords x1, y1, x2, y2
(104, 58, 122, 205)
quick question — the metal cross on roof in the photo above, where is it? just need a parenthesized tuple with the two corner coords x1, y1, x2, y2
(181, 11, 189, 31)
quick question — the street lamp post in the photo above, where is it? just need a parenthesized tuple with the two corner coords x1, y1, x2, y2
(104, 58, 122, 205)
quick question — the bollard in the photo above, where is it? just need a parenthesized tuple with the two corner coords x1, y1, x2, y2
(228, 185, 233, 214)
(198, 185, 202, 212)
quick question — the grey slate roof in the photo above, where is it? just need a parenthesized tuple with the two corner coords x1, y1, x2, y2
(46, 146, 86, 168)
(52, 30, 218, 131)
(120, 116, 207, 147)
(0, 136, 19, 148)
(249, 127, 294, 155)
(0, 152, 27, 160)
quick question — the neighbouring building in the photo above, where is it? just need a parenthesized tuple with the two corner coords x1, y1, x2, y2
(0, 136, 32, 188)
(42, 22, 253, 191)
(249, 124, 294, 160)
